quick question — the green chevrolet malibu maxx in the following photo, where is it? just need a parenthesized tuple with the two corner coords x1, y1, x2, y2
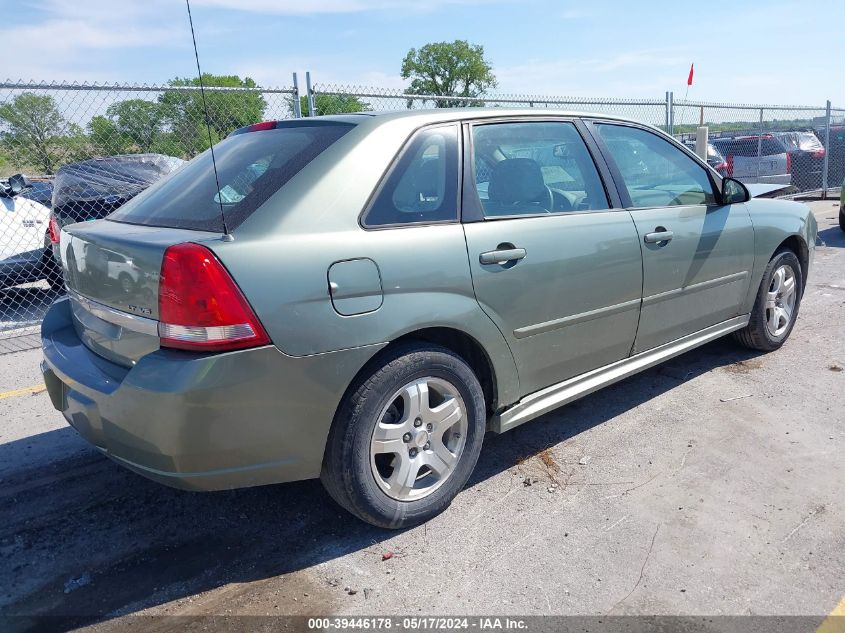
(41, 110, 817, 528)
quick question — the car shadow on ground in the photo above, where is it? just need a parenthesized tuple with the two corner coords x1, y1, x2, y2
(818, 225, 845, 248)
(1, 338, 761, 631)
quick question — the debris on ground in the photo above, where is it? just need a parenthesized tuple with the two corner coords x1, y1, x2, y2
(382, 552, 393, 561)
(720, 394, 754, 403)
(578, 456, 592, 466)
(829, 365, 843, 372)
(63, 572, 91, 594)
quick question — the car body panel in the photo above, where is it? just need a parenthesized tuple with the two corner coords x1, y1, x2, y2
(209, 224, 522, 408)
(463, 211, 643, 394)
(59, 221, 220, 365)
(628, 202, 755, 352)
(41, 296, 386, 488)
(740, 198, 817, 314)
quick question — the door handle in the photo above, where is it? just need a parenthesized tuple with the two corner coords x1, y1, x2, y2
(479, 248, 527, 265)
(643, 229, 674, 244)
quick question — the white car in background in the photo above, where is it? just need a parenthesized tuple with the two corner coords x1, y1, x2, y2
(711, 135, 791, 186)
(1, 174, 59, 290)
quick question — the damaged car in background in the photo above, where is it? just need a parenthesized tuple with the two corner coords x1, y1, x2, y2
(46, 154, 185, 291)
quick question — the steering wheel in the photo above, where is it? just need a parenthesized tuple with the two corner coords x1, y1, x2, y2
(542, 186, 555, 213)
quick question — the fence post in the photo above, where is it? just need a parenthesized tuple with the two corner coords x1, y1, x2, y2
(822, 99, 831, 198)
(292, 73, 302, 118)
(756, 108, 764, 181)
(305, 71, 316, 117)
(695, 126, 708, 161)
(665, 92, 675, 135)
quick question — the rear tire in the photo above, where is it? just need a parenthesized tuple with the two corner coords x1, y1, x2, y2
(839, 207, 844, 232)
(733, 249, 802, 352)
(321, 343, 486, 529)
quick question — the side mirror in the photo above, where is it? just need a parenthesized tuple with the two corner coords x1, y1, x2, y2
(7, 173, 29, 196)
(721, 177, 750, 204)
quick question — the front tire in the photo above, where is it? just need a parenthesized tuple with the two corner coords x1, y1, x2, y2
(839, 207, 844, 232)
(321, 343, 486, 529)
(734, 249, 803, 351)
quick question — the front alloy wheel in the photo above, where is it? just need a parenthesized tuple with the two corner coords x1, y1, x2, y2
(764, 264, 797, 338)
(734, 249, 803, 352)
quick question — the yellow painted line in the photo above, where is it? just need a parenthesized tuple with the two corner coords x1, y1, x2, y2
(817, 595, 845, 633)
(0, 384, 47, 400)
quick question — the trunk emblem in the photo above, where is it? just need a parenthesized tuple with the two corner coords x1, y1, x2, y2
(128, 304, 152, 316)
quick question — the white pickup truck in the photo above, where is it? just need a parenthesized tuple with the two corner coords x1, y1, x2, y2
(0, 174, 58, 290)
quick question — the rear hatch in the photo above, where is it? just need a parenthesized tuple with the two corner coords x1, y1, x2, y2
(59, 120, 355, 367)
(716, 137, 790, 183)
(60, 221, 219, 366)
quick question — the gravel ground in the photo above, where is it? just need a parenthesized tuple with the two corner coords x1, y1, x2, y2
(0, 200, 842, 630)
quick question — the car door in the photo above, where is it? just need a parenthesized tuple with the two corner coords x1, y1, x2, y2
(589, 121, 755, 354)
(462, 119, 643, 396)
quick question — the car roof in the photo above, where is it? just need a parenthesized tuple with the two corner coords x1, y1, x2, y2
(315, 108, 634, 126)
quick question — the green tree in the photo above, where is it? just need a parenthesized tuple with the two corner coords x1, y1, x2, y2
(0, 92, 69, 173)
(105, 99, 165, 152)
(401, 40, 497, 108)
(88, 115, 132, 156)
(159, 74, 267, 156)
(294, 93, 370, 117)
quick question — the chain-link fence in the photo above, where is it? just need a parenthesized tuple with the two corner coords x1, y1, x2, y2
(1, 79, 843, 350)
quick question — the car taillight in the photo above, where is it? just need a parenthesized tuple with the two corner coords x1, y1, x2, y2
(786, 153, 792, 174)
(811, 148, 825, 159)
(158, 242, 270, 352)
(714, 161, 728, 175)
(48, 215, 60, 244)
(726, 155, 734, 177)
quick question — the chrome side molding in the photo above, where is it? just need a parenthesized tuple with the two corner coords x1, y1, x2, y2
(67, 289, 159, 337)
(492, 315, 751, 433)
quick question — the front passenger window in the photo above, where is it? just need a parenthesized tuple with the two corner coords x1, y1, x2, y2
(596, 124, 715, 207)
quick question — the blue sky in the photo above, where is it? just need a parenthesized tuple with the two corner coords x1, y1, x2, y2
(5, 0, 844, 106)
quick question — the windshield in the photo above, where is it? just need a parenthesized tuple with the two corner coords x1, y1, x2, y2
(109, 122, 355, 232)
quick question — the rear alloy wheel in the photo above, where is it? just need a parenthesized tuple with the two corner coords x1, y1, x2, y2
(321, 343, 485, 529)
(734, 249, 803, 351)
(370, 377, 468, 502)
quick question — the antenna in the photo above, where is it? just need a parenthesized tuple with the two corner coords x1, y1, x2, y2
(185, 0, 230, 236)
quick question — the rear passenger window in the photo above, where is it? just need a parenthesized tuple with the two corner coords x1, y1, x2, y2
(363, 125, 459, 227)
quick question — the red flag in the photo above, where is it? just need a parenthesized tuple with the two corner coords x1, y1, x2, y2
(687, 63, 694, 86)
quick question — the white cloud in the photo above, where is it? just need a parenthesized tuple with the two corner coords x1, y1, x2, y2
(192, 0, 504, 14)
(493, 50, 688, 98)
(3, 0, 185, 81)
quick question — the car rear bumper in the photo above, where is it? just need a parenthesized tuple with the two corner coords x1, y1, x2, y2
(41, 297, 383, 491)
(737, 174, 792, 186)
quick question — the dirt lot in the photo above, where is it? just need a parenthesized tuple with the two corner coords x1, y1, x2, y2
(0, 200, 843, 630)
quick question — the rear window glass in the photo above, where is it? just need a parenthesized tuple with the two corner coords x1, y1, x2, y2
(109, 122, 354, 231)
(362, 125, 459, 227)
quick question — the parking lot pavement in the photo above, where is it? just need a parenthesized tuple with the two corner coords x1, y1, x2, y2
(0, 201, 843, 629)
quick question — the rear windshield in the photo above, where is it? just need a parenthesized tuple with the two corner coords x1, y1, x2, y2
(109, 122, 354, 231)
